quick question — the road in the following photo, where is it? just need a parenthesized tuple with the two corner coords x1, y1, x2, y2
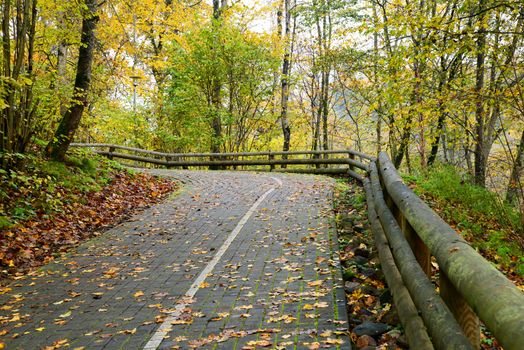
(0, 171, 349, 349)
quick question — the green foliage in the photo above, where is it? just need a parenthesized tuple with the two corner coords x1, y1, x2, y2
(0, 216, 12, 229)
(412, 165, 521, 230)
(0, 149, 123, 226)
(162, 20, 280, 152)
(407, 164, 524, 276)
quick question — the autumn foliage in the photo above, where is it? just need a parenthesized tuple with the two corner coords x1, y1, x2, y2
(0, 161, 175, 277)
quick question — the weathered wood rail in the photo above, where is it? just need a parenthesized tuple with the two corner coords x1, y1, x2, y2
(70, 143, 372, 179)
(364, 152, 524, 350)
(73, 143, 524, 350)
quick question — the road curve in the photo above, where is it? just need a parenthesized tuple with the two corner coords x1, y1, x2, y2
(0, 171, 349, 349)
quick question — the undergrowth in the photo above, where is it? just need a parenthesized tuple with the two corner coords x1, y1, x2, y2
(0, 148, 124, 229)
(404, 164, 524, 280)
(0, 147, 175, 275)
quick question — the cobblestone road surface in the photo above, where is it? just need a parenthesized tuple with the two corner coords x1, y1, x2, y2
(0, 171, 349, 349)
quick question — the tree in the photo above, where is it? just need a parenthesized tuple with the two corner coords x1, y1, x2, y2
(279, 0, 295, 155)
(0, 0, 38, 169)
(210, 0, 226, 157)
(46, 0, 99, 161)
(507, 130, 524, 205)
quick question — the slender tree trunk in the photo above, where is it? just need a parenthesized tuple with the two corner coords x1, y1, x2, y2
(57, 41, 68, 117)
(270, 1, 283, 118)
(394, 127, 411, 168)
(321, 70, 329, 154)
(473, 0, 487, 186)
(507, 130, 524, 205)
(210, 0, 223, 157)
(428, 72, 446, 167)
(311, 72, 320, 153)
(320, 1, 330, 157)
(280, 0, 293, 159)
(372, 0, 382, 154)
(46, 0, 99, 161)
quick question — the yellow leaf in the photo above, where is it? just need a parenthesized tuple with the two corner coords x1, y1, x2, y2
(319, 330, 332, 337)
(59, 311, 71, 318)
(133, 291, 144, 298)
(313, 302, 328, 308)
(246, 340, 271, 347)
(306, 342, 320, 349)
(307, 280, 323, 287)
(325, 338, 344, 345)
(35, 327, 45, 332)
(119, 328, 136, 335)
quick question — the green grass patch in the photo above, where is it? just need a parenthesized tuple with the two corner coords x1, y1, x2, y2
(406, 164, 524, 278)
(0, 148, 127, 227)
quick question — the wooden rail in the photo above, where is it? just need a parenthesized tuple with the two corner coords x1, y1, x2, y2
(365, 152, 524, 350)
(70, 143, 370, 179)
(72, 143, 524, 349)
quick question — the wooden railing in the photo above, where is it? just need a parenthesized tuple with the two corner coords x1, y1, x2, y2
(70, 143, 371, 179)
(364, 152, 524, 350)
(73, 143, 524, 349)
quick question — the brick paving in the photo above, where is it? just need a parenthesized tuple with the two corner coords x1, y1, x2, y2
(0, 171, 349, 349)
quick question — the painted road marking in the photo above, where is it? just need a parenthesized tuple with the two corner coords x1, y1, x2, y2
(269, 176, 283, 187)
(143, 186, 276, 350)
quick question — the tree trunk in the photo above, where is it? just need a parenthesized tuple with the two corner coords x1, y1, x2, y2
(428, 53, 461, 166)
(210, 0, 224, 159)
(280, 0, 292, 157)
(473, 0, 487, 186)
(1, 0, 37, 169)
(506, 130, 524, 205)
(371, 0, 381, 154)
(57, 41, 68, 117)
(46, 0, 99, 161)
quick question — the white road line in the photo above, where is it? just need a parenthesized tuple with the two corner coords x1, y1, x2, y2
(143, 186, 276, 350)
(269, 176, 283, 187)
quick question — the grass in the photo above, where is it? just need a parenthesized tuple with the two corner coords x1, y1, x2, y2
(0, 148, 126, 229)
(405, 164, 524, 279)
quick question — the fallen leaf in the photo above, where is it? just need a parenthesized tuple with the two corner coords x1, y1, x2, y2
(307, 280, 323, 287)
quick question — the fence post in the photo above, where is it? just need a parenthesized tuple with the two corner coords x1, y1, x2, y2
(108, 146, 115, 160)
(381, 168, 431, 276)
(440, 272, 480, 349)
(348, 152, 355, 171)
(269, 152, 275, 172)
(400, 215, 431, 277)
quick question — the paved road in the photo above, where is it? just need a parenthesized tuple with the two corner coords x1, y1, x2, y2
(0, 171, 349, 349)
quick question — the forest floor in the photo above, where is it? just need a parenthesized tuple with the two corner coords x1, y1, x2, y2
(0, 152, 176, 278)
(334, 180, 406, 350)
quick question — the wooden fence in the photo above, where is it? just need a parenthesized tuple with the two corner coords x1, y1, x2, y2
(73, 143, 524, 350)
(364, 152, 524, 350)
(70, 143, 371, 179)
